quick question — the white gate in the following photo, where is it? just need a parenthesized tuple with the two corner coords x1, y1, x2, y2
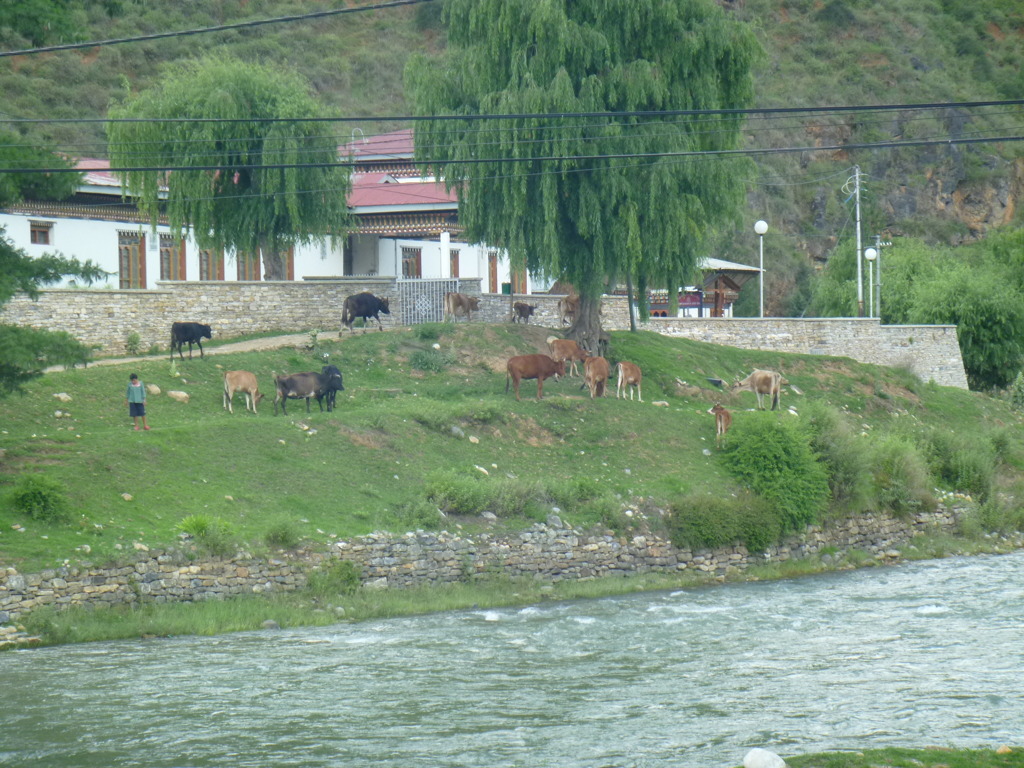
(396, 278, 465, 324)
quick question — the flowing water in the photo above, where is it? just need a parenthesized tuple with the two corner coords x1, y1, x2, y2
(2, 551, 1023, 768)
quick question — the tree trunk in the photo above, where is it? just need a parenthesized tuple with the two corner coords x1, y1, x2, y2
(626, 272, 636, 332)
(565, 294, 609, 357)
(260, 236, 286, 281)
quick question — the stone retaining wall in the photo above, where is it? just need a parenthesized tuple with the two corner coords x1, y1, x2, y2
(0, 506, 962, 634)
(2, 282, 966, 388)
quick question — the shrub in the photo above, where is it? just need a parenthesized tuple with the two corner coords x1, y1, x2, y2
(307, 558, 361, 596)
(667, 492, 782, 552)
(720, 413, 830, 531)
(264, 521, 301, 549)
(921, 428, 995, 501)
(802, 402, 874, 514)
(424, 471, 489, 515)
(870, 435, 935, 516)
(176, 514, 236, 557)
(415, 322, 448, 341)
(384, 500, 443, 531)
(11, 474, 70, 522)
(1010, 371, 1024, 412)
(409, 347, 456, 373)
(124, 331, 142, 355)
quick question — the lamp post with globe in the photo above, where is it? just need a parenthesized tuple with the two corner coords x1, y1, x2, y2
(755, 220, 768, 318)
(864, 247, 877, 318)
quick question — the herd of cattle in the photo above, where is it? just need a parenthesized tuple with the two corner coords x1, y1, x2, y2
(171, 292, 788, 440)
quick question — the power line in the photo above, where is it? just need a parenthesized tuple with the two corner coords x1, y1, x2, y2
(3, 99, 1023, 125)
(0, 0, 436, 59)
(3, 133, 1022, 175)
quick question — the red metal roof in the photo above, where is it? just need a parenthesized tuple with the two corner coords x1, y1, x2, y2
(343, 128, 414, 161)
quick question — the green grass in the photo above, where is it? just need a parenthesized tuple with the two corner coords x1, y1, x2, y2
(780, 747, 1024, 768)
(2, 323, 1023, 573)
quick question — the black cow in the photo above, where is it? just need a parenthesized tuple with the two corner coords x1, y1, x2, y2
(273, 367, 345, 415)
(511, 302, 537, 324)
(170, 322, 212, 360)
(341, 292, 390, 333)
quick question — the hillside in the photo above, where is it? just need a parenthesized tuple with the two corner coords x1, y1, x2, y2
(2, 0, 1022, 318)
(1, 323, 1021, 573)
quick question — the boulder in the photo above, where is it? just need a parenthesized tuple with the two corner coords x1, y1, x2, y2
(146, 384, 161, 395)
(744, 748, 787, 768)
(167, 390, 189, 403)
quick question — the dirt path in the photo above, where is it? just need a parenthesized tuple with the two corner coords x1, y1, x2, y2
(45, 333, 316, 373)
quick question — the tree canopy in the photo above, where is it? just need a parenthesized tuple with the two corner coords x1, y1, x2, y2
(406, 0, 760, 345)
(1, 132, 106, 395)
(107, 57, 352, 280)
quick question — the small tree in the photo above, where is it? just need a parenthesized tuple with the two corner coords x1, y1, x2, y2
(107, 57, 352, 281)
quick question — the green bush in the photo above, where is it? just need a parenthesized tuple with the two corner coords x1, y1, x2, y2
(124, 331, 142, 355)
(306, 559, 361, 597)
(667, 492, 782, 552)
(958, 494, 1024, 537)
(802, 402, 874, 514)
(409, 347, 456, 373)
(424, 471, 489, 515)
(1010, 371, 1024, 412)
(870, 435, 935, 516)
(176, 514, 236, 557)
(921, 428, 995, 501)
(11, 474, 70, 522)
(720, 413, 830, 531)
(415, 323, 448, 341)
(264, 521, 301, 549)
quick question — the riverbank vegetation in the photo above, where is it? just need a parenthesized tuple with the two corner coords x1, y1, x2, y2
(2, 323, 1024, 577)
(780, 747, 1023, 767)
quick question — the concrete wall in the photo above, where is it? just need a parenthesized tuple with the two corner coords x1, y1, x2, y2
(0, 506, 964, 641)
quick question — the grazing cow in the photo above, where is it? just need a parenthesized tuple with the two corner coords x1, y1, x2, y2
(223, 370, 264, 414)
(730, 369, 784, 411)
(546, 336, 590, 377)
(505, 354, 565, 401)
(557, 294, 580, 326)
(341, 292, 390, 333)
(444, 292, 481, 322)
(511, 302, 537, 324)
(708, 403, 733, 447)
(170, 322, 212, 360)
(273, 366, 345, 415)
(583, 355, 611, 399)
(319, 365, 345, 412)
(615, 361, 643, 402)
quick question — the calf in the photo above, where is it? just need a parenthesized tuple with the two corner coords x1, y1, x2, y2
(341, 292, 390, 333)
(511, 302, 537, 324)
(223, 370, 264, 414)
(730, 369, 784, 411)
(546, 337, 590, 377)
(273, 366, 345, 415)
(505, 354, 565, 401)
(444, 292, 481, 322)
(615, 361, 643, 402)
(708, 403, 733, 447)
(170, 321, 212, 360)
(583, 355, 611, 399)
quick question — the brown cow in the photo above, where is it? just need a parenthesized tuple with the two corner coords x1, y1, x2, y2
(730, 369, 784, 411)
(505, 354, 565, 401)
(546, 336, 589, 377)
(583, 355, 611, 399)
(557, 294, 580, 326)
(708, 403, 732, 447)
(444, 292, 481, 322)
(223, 370, 264, 414)
(615, 361, 643, 402)
(511, 301, 537, 324)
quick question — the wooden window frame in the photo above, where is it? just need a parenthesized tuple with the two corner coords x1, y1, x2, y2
(199, 249, 225, 281)
(449, 248, 460, 278)
(118, 231, 146, 289)
(159, 234, 186, 281)
(401, 246, 422, 278)
(30, 221, 53, 245)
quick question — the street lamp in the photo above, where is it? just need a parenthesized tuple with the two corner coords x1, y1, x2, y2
(864, 247, 877, 318)
(754, 220, 768, 318)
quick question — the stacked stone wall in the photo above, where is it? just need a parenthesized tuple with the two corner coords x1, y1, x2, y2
(1, 507, 962, 635)
(1, 283, 965, 386)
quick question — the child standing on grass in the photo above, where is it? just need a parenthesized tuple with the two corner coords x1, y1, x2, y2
(125, 373, 150, 431)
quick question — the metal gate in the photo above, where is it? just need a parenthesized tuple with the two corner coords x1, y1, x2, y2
(395, 278, 464, 324)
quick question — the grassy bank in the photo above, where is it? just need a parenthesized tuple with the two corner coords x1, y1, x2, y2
(2, 323, 1023, 575)
(778, 747, 1022, 767)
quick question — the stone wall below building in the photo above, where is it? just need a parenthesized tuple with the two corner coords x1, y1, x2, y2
(1, 507, 963, 638)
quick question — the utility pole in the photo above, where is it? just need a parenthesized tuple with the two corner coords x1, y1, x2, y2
(843, 166, 865, 317)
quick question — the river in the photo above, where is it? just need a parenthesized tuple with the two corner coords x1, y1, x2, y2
(2, 551, 1022, 768)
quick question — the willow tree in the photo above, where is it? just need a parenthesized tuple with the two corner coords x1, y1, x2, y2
(107, 57, 351, 280)
(406, 0, 759, 348)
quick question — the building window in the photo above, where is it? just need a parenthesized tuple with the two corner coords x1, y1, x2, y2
(450, 248, 460, 278)
(402, 246, 422, 278)
(159, 235, 185, 280)
(512, 269, 527, 294)
(488, 251, 498, 293)
(30, 221, 52, 245)
(237, 251, 261, 281)
(199, 249, 224, 280)
(118, 231, 146, 289)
